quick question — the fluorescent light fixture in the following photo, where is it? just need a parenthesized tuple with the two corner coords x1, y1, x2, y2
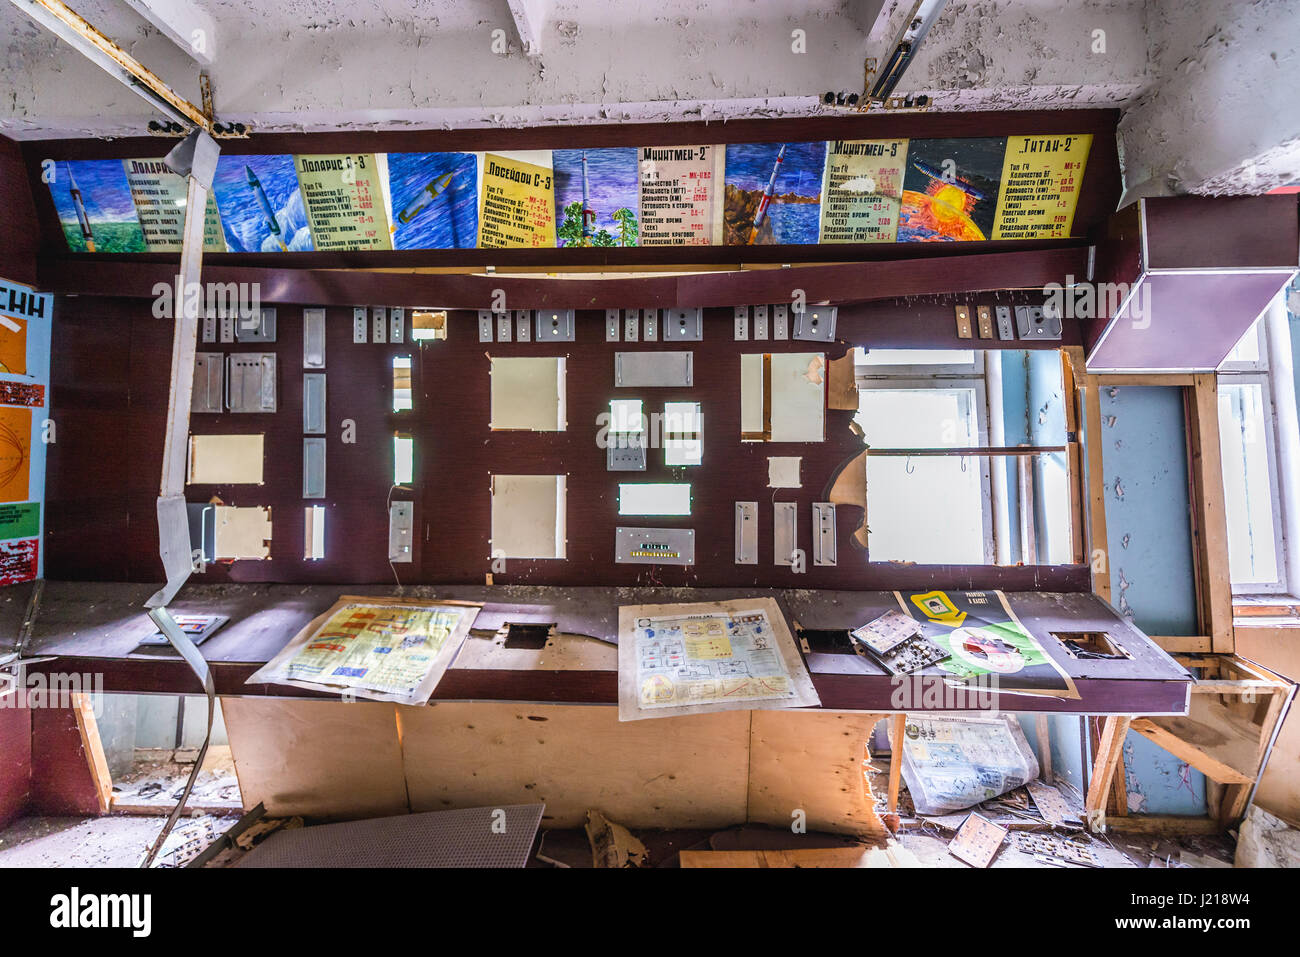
(618, 483, 691, 516)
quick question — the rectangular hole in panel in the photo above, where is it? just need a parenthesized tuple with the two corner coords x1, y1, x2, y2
(618, 483, 691, 516)
(394, 433, 414, 485)
(304, 505, 325, 560)
(187, 434, 265, 485)
(503, 623, 553, 649)
(393, 355, 413, 412)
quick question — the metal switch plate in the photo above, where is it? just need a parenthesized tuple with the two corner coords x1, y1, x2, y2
(605, 309, 620, 341)
(614, 351, 693, 387)
(226, 353, 276, 413)
(390, 308, 404, 344)
(353, 307, 368, 343)
(236, 306, 276, 342)
(606, 435, 647, 471)
(201, 315, 216, 343)
(975, 305, 994, 340)
(772, 304, 789, 340)
(615, 526, 695, 565)
(303, 307, 326, 368)
(812, 502, 837, 566)
(662, 307, 702, 341)
(516, 310, 531, 342)
(535, 308, 574, 342)
(479, 310, 494, 342)
(1015, 304, 1062, 340)
(774, 502, 797, 566)
(497, 311, 512, 342)
(735, 502, 758, 564)
(302, 437, 326, 499)
(191, 353, 223, 413)
(219, 315, 235, 343)
(303, 373, 326, 434)
(734, 306, 749, 340)
(754, 304, 769, 340)
(793, 306, 836, 342)
(388, 501, 414, 563)
(372, 306, 388, 344)
(954, 304, 973, 339)
(642, 309, 658, 341)
(995, 305, 1015, 340)
(623, 309, 639, 342)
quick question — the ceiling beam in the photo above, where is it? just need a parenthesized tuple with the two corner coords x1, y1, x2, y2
(122, 0, 217, 66)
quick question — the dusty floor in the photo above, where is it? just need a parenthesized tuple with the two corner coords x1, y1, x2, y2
(110, 745, 242, 810)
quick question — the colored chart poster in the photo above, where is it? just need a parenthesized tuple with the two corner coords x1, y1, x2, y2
(478, 151, 555, 248)
(818, 139, 909, 243)
(992, 133, 1092, 240)
(617, 598, 820, 721)
(122, 158, 226, 252)
(896, 589, 1079, 699)
(898, 137, 1006, 242)
(638, 145, 723, 246)
(387, 151, 478, 249)
(295, 153, 392, 251)
(0, 406, 31, 503)
(724, 142, 825, 245)
(48, 160, 146, 252)
(553, 148, 639, 247)
(211, 154, 313, 252)
(0, 316, 25, 375)
(247, 597, 479, 706)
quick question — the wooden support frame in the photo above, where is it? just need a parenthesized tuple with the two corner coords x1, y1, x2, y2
(1084, 715, 1130, 831)
(1185, 374, 1235, 655)
(71, 691, 112, 815)
(1069, 346, 1112, 602)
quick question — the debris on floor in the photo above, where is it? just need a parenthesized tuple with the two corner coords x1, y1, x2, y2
(585, 809, 648, 868)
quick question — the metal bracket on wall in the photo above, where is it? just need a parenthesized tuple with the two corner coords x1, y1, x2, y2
(605, 309, 620, 341)
(735, 502, 758, 564)
(793, 305, 836, 341)
(812, 502, 837, 566)
(353, 307, 368, 343)
(662, 307, 702, 342)
(478, 310, 494, 342)
(389, 501, 414, 563)
(535, 308, 575, 342)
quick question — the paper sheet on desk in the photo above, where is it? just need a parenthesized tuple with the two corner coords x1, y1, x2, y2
(246, 596, 480, 706)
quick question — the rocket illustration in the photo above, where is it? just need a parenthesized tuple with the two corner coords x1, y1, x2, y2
(580, 150, 595, 244)
(245, 165, 288, 251)
(398, 170, 456, 225)
(66, 162, 96, 252)
(911, 159, 987, 202)
(747, 143, 787, 245)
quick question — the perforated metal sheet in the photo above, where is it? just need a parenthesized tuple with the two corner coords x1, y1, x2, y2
(236, 804, 545, 868)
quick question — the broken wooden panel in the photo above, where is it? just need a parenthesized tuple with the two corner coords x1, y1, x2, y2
(740, 352, 826, 442)
(399, 702, 750, 829)
(747, 709, 887, 838)
(222, 697, 408, 820)
(212, 505, 272, 560)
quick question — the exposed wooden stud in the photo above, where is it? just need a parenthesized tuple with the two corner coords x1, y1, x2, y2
(71, 692, 112, 814)
(1185, 374, 1235, 654)
(1085, 715, 1130, 830)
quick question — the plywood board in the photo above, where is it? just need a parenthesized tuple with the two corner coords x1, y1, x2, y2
(212, 505, 272, 560)
(489, 356, 566, 431)
(398, 702, 751, 829)
(490, 474, 566, 558)
(747, 709, 887, 837)
(222, 696, 408, 820)
(187, 434, 265, 485)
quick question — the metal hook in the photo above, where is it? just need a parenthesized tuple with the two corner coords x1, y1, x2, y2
(905, 456, 915, 474)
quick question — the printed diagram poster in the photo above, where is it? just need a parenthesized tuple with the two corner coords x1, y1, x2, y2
(477, 151, 556, 248)
(0, 406, 31, 504)
(898, 137, 1007, 242)
(295, 153, 393, 251)
(896, 590, 1079, 699)
(819, 139, 909, 243)
(386, 152, 478, 249)
(247, 596, 480, 706)
(122, 158, 226, 252)
(0, 502, 39, 540)
(554, 148, 639, 247)
(0, 316, 26, 376)
(638, 145, 723, 246)
(48, 160, 146, 252)
(993, 134, 1092, 240)
(211, 154, 313, 252)
(723, 141, 825, 245)
(617, 597, 820, 721)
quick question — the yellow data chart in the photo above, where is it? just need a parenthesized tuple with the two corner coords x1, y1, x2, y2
(0, 316, 27, 375)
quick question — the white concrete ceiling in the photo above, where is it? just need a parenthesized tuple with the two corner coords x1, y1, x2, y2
(2, 0, 1297, 195)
